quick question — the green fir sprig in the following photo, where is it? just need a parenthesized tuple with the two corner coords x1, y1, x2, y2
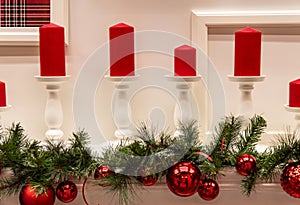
(0, 115, 299, 205)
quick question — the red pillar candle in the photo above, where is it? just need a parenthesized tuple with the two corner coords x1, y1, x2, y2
(39, 23, 66, 76)
(289, 79, 300, 107)
(234, 27, 261, 76)
(0, 81, 6, 107)
(109, 23, 135, 76)
(174, 45, 196, 76)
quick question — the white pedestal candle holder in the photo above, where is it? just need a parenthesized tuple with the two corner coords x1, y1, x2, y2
(0, 105, 11, 125)
(106, 75, 138, 139)
(35, 75, 70, 141)
(166, 75, 201, 133)
(228, 75, 265, 120)
(284, 105, 300, 133)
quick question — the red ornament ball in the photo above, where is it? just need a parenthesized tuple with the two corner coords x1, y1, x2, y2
(56, 181, 78, 203)
(198, 178, 219, 201)
(280, 162, 300, 198)
(19, 184, 55, 205)
(236, 154, 257, 176)
(166, 161, 201, 197)
(139, 175, 158, 186)
(94, 164, 112, 186)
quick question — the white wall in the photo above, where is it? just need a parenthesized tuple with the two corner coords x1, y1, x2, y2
(1, 0, 300, 144)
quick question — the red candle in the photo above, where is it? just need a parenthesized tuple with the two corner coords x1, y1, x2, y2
(0, 81, 7, 107)
(39, 23, 66, 76)
(289, 79, 300, 107)
(174, 45, 196, 76)
(234, 27, 261, 76)
(109, 23, 135, 76)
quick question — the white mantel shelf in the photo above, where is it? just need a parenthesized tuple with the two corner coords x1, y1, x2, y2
(0, 168, 299, 205)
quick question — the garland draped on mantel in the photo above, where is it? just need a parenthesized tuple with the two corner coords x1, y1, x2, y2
(0, 115, 299, 204)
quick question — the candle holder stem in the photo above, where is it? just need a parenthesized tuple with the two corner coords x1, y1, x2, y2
(228, 76, 265, 121)
(238, 82, 254, 119)
(113, 83, 132, 138)
(294, 113, 300, 132)
(36, 76, 70, 141)
(106, 75, 138, 139)
(0, 105, 12, 126)
(284, 105, 300, 134)
(175, 83, 193, 123)
(166, 76, 201, 134)
(45, 84, 64, 140)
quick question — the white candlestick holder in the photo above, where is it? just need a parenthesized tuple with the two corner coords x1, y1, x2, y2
(0, 105, 11, 126)
(284, 105, 300, 133)
(106, 75, 139, 139)
(166, 75, 201, 134)
(228, 75, 265, 120)
(35, 75, 70, 141)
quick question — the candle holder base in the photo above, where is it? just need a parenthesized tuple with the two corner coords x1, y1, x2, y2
(35, 75, 71, 84)
(105, 75, 139, 139)
(0, 105, 12, 112)
(165, 75, 201, 83)
(166, 75, 201, 136)
(0, 105, 12, 125)
(35, 75, 70, 140)
(227, 75, 265, 83)
(45, 129, 64, 141)
(284, 105, 300, 133)
(228, 75, 265, 122)
(115, 129, 133, 139)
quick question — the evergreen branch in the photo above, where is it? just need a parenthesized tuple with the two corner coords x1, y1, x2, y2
(237, 115, 267, 153)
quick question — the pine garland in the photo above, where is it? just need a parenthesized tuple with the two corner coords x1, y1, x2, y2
(0, 115, 300, 204)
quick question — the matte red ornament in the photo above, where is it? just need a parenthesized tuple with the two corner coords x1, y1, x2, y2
(174, 45, 196, 76)
(94, 164, 112, 186)
(280, 162, 300, 198)
(236, 154, 257, 176)
(109, 23, 135, 76)
(166, 161, 201, 197)
(19, 185, 55, 205)
(234, 27, 261, 76)
(39, 23, 66, 76)
(198, 178, 219, 201)
(56, 181, 78, 203)
(289, 79, 300, 107)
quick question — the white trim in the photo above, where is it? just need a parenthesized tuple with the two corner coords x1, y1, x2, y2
(191, 10, 300, 133)
(0, 0, 69, 46)
(191, 10, 300, 53)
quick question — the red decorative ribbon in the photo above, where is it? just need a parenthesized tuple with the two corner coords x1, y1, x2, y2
(194, 152, 214, 163)
(82, 178, 101, 205)
(221, 137, 225, 153)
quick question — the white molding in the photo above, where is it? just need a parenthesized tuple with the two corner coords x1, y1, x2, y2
(191, 10, 300, 133)
(191, 10, 300, 54)
(0, 0, 69, 46)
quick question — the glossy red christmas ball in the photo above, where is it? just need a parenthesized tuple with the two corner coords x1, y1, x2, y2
(19, 184, 55, 205)
(280, 162, 300, 198)
(166, 161, 201, 197)
(56, 181, 78, 203)
(236, 154, 257, 176)
(198, 178, 219, 201)
(139, 175, 158, 186)
(94, 164, 112, 186)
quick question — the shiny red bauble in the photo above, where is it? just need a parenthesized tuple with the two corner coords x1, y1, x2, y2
(19, 184, 55, 205)
(139, 175, 158, 186)
(94, 164, 112, 186)
(198, 178, 219, 201)
(56, 180, 78, 203)
(280, 162, 300, 198)
(236, 154, 257, 176)
(166, 161, 201, 197)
